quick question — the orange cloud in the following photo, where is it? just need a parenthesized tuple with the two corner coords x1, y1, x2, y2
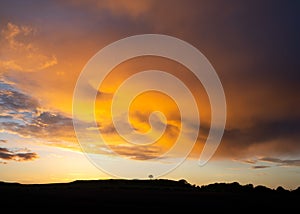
(90, 56, 211, 159)
(1, 1, 299, 165)
(64, 0, 153, 18)
(0, 22, 57, 73)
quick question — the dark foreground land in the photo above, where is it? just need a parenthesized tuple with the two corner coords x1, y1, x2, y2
(1, 179, 299, 212)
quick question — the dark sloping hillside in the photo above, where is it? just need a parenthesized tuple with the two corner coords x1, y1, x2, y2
(1, 179, 299, 212)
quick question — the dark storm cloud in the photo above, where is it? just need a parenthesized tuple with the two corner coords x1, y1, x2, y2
(0, 147, 38, 162)
(1, 0, 298, 88)
(1, 1, 298, 98)
(217, 118, 300, 157)
(0, 0, 299, 160)
(224, 118, 300, 145)
(82, 0, 299, 160)
(85, 0, 300, 159)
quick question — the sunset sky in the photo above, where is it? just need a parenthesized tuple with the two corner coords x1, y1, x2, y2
(0, 0, 299, 189)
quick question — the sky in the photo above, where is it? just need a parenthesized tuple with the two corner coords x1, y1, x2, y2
(0, 0, 300, 189)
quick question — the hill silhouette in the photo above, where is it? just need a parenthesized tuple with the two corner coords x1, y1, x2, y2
(1, 179, 299, 212)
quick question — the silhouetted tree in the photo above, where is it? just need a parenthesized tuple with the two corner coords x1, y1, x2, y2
(276, 186, 289, 194)
(178, 179, 188, 185)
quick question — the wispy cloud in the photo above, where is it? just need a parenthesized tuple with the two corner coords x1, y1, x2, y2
(241, 159, 257, 164)
(0, 22, 57, 73)
(108, 144, 163, 160)
(64, 0, 153, 18)
(260, 157, 300, 167)
(238, 156, 300, 169)
(251, 165, 271, 169)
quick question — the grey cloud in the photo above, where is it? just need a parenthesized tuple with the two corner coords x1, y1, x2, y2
(224, 118, 300, 145)
(0, 87, 38, 111)
(239, 156, 300, 169)
(0, 115, 75, 142)
(241, 159, 257, 165)
(0, 115, 13, 120)
(260, 157, 300, 167)
(217, 118, 300, 158)
(36, 112, 74, 130)
(1, 82, 39, 113)
(97, 123, 116, 135)
(0, 147, 38, 163)
(252, 165, 271, 169)
(0, 80, 77, 145)
(0, 80, 38, 124)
